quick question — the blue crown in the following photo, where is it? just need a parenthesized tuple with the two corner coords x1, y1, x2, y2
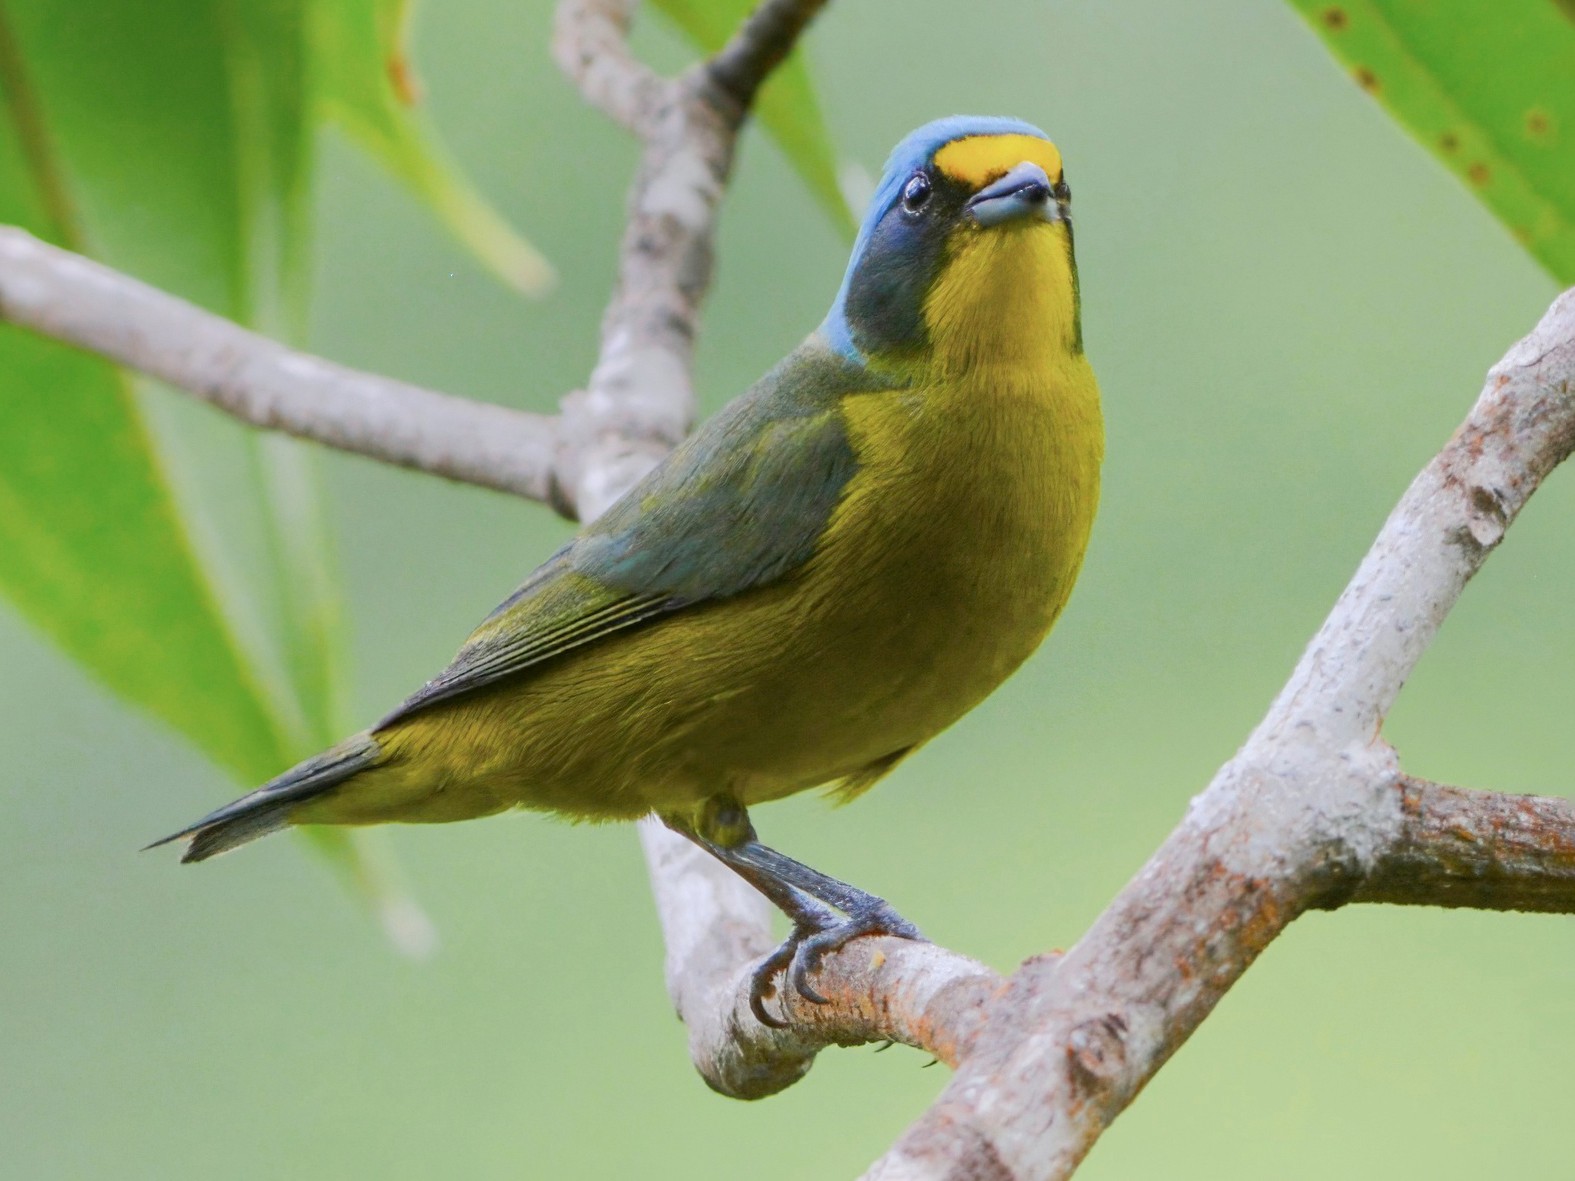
(822, 116, 1052, 359)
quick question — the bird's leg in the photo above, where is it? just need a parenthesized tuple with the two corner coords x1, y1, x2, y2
(662, 804, 836, 1026)
(663, 798, 926, 1023)
(722, 838, 926, 1002)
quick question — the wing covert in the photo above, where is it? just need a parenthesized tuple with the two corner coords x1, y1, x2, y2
(377, 340, 889, 729)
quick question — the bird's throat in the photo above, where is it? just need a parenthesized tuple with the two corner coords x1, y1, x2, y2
(921, 222, 1080, 378)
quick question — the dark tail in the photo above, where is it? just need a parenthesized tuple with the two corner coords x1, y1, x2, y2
(145, 734, 380, 863)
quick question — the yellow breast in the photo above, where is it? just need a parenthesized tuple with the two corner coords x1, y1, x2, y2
(818, 347, 1101, 714)
(799, 215, 1103, 775)
(323, 215, 1102, 826)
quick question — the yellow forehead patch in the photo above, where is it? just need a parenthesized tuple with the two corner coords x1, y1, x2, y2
(933, 134, 1063, 189)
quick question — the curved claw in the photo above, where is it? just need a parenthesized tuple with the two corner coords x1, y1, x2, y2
(789, 943, 832, 1005)
(752, 900, 927, 1024)
(670, 811, 929, 1026)
(748, 898, 840, 1027)
(749, 929, 808, 1028)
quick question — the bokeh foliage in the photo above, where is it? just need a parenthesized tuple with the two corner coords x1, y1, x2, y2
(0, 0, 1571, 1178)
(0, 0, 560, 933)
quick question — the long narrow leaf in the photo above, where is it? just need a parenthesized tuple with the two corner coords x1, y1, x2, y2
(0, 0, 429, 945)
(0, 5, 289, 783)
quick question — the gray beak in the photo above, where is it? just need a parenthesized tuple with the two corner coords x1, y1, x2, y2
(965, 162, 1062, 227)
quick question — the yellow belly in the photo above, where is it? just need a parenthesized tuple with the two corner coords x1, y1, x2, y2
(298, 360, 1102, 828)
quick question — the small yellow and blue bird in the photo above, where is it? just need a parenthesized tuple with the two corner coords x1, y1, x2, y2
(153, 116, 1103, 1021)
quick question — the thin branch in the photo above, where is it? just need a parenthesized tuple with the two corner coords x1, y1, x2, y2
(549, 0, 663, 133)
(548, 66, 726, 521)
(552, 0, 883, 1097)
(0, 226, 560, 501)
(863, 288, 1575, 1179)
(642, 821, 1009, 1097)
(1354, 776, 1575, 913)
(549, 0, 833, 523)
(551, 0, 1017, 1110)
(555, 0, 990, 1102)
(709, 0, 832, 109)
(551, 0, 787, 1052)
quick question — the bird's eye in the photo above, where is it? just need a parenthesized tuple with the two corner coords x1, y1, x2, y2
(901, 172, 932, 214)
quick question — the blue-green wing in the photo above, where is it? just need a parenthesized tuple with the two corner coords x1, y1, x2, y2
(377, 341, 883, 728)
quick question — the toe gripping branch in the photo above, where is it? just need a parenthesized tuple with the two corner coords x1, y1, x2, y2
(664, 801, 926, 1027)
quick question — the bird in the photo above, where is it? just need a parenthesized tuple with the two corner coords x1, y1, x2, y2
(151, 115, 1104, 1024)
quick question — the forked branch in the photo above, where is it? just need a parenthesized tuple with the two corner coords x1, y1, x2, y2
(1356, 776, 1575, 913)
(865, 287, 1575, 1179)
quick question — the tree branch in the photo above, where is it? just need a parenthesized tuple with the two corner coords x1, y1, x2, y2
(0, 226, 560, 501)
(863, 288, 1575, 1179)
(549, 0, 835, 524)
(1354, 776, 1575, 913)
(709, 0, 832, 109)
(551, 0, 1021, 1104)
(551, 0, 894, 1096)
(642, 817, 1009, 1097)
(549, 0, 663, 133)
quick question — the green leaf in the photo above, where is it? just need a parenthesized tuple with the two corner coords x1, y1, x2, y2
(1288, 0, 1575, 283)
(0, 0, 430, 947)
(217, 0, 317, 329)
(0, 8, 289, 785)
(250, 434, 348, 749)
(653, 0, 855, 238)
(311, 0, 555, 293)
(0, 337, 296, 784)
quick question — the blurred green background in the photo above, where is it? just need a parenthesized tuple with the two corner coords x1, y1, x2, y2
(3, 0, 1572, 1177)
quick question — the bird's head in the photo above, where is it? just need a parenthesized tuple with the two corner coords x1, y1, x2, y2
(822, 116, 1080, 375)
